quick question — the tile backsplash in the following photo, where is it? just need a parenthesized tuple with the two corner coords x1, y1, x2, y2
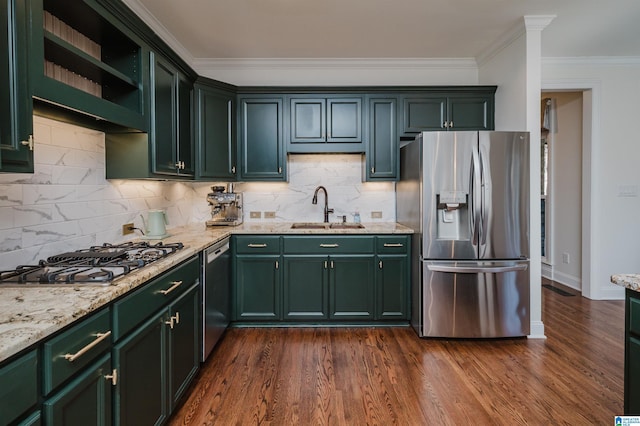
(0, 117, 396, 269)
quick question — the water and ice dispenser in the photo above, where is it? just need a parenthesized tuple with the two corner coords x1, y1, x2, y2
(435, 190, 470, 240)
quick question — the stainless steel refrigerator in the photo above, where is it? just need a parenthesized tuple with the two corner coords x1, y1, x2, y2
(397, 131, 530, 338)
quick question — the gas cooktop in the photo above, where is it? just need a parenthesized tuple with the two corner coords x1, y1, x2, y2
(0, 241, 183, 286)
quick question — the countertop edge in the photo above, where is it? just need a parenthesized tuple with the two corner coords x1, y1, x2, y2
(611, 274, 640, 292)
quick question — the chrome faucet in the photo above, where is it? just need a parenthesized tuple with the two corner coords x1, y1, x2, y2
(312, 186, 334, 223)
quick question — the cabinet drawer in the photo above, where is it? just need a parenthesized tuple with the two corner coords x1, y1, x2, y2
(376, 236, 409, 254)
(113, 256, 199, 340)
(0, 350, 38, 425)
(283, 236, 374, 254)
(43, 308, 111, 395)
(234, 236, 281, 254)
(630, 295, 640, 336)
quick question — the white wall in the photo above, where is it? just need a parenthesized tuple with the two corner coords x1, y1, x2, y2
(543, 91, 583, 289)
(543, 59, 640, 300)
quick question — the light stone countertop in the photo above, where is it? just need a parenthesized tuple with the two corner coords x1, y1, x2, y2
(0, 222, 412, 363)
(611, 274, 640, 292)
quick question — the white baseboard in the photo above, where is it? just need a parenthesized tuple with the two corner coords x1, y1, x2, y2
(593, 285, 625, 300)
(541, 263, 553, 280)
(528, 320, 546, 339)
(551, 270, 581, 291)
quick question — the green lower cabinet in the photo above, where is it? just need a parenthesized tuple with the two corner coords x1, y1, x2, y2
(113, 310, 167, 426)
(0, 349, 38, 426)
(283, 256, 329, 320)
(376, 255, 410, 320)
(169, 284, 201, 411)
(330, 256, 375, 320)
(628, 336, 640, 414)
(235, 255, 282, 320)
(42, 354, 112, 426)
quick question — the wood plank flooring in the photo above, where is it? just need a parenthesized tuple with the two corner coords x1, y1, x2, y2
(169, 283, 625, 425)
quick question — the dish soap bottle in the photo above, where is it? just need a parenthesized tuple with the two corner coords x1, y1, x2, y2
(353, 210, 361, 224)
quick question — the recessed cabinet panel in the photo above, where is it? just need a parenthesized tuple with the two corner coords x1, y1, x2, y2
(366, 97, 397, 180)
(448, 96, 490, 130)
(403, 97, 447, 133)
(291, 99, 325, 142)
(0, 350, 38, 424)
(151, 55, 178, 175)
(327, 99, 362, 142)
(1, 0, 33, 173)
(195, 85, 236, 180)
(239, 97, 285, 181)
(283, 256, 329, 319)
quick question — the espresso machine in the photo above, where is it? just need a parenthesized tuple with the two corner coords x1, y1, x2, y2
(206, 184, 243, 226)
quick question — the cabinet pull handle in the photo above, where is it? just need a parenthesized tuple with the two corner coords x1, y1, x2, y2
(324, 260, 328, 269)
(371, 167, 375, 174)
(159, 280, 183, 295)
(319, 244, 339, 248)
(330, 260, 334, 269)
(21, 135, 34, 150)
(379, 260, 383, 269)
(231, 166, 236, 174)
(64, 331, 112, 362)
(449, 121, 453, 128)
(105, 369, 118, 386)
(278, 167, 282, 174)
(165, 313, 179, 329)
(383, 243, 404, 247)
(275, 260, 279, 269)
(247, 243, 267, 248)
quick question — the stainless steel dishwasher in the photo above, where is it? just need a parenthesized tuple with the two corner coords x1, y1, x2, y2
(201, 237, 231, 361)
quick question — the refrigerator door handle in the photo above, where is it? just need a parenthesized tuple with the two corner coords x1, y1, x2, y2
(471, 147, 482, 246)
(478, 145, 490, 246)
(426, 263, 528, 274)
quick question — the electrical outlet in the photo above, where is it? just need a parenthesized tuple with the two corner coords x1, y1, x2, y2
(122, 223, 134, 235)
(250, 211, 261, 219)
(562, 252, 570, 264)
(264, 211, 276, 219)
(371, 211, 382, 219)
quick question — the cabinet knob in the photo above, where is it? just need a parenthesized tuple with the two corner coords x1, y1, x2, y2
(278, 167, 282, 174)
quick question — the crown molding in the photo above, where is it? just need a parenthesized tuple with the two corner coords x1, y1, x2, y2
(542, 56, 640, 66)
(476, 15, 556, 67)
(192, 57, 478, 73)
(120, 0, 195, 67)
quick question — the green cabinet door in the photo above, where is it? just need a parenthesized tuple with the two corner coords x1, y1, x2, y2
(0, 0, 33, 173)
(376, 255, 409, 320)
(628, 336, 640, 414)
(238, 97, 285, 181)
(289, 96, 363, 152)
(447, 95, 492, 131)
(0, 350, 38, 425)
(195, 84, 236, 180)
(42, 354, 113, 426)
(235, 255, 282, 320)
(168, 284, 200, 411)
(330, 255, 375, 320)
(402, 96, 447, 133)
(113, 310, 167, 426)
(150, 52, 193, 177)
(366, 97, 397, 180)
(283, 256, 329, 320)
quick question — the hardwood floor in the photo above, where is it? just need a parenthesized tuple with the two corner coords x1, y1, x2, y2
(169, 283, 625, 425)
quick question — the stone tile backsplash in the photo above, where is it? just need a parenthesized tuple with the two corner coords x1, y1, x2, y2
(0, 117, 396, 269)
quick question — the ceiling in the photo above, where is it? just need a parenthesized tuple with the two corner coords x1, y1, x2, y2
(124, 0, 640, 60)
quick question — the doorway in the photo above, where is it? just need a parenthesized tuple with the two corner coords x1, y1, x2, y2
(540, 90, 585, 293)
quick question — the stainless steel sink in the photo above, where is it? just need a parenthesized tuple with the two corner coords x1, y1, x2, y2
(329, 223, 365, 229)
(290, 222, 365, 230)
(290, 223, 330, 229)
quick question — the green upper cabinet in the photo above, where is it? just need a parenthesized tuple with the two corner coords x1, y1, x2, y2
(238, 96, 286, 181)
(150, 52, 194, 177)
(400, 88, 495, 135)
(194, 81, 236, 180)
(28, 0, 147, 131)
(365, 97, 398, 181)
(0, 0, 33, 173)
(288, 95, 363, 153)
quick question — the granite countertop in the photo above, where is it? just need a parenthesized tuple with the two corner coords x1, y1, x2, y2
(611, 274, 640, 292)
(0, 222, 412, 363)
